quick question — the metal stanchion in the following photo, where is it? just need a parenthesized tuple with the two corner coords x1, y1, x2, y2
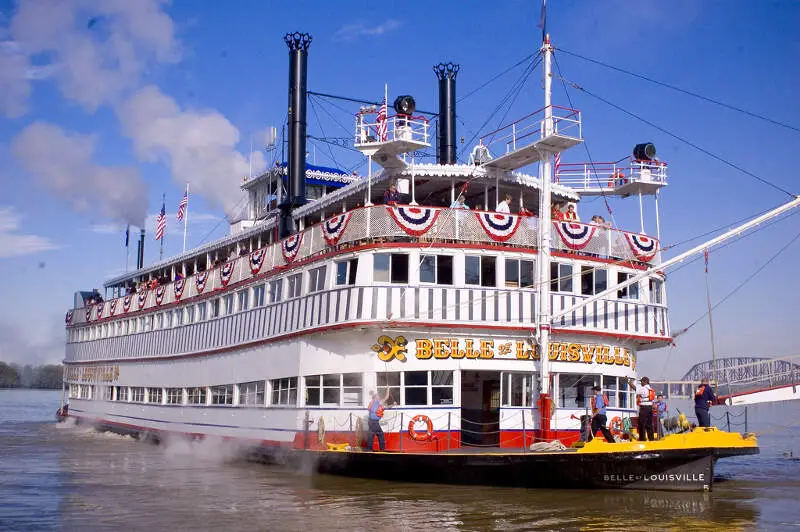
(399, 412, 404, 452)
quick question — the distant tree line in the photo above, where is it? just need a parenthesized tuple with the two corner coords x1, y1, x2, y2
(0, 362, 63, 389)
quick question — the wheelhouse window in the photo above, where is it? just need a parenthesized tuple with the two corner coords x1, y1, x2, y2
(502, 373, 535, 407)
(581, 266, 608, 295)
(374, 253, 409, 284)
(550, 262, 573, 293)
(211, 385, 234, 405)
(617, 272, 640, 299)
(308, 266, 326, 293)
(166, 388, 182, 404)
(420, 255, 454, 285)
(239, 381, 265, 406)
(270, 377, 297, 406)
(287, 273, 302, 299)
(187, 387, 207, 405)
(147, 388, 162, 404)
(649, 278, 664, 304)
(465, 256, 496, 287)
(335, 259, 358, 286)
(505, 258, 535, 288)
(557, 374, 599, 408)
(269, 279, 283, 303)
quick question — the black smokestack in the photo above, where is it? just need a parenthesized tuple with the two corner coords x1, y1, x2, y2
(137, 229, 145, 269)
(280, 32, 312, 239)
(434, 62, 459, 165)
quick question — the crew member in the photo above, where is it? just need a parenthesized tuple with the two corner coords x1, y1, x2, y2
(383, 183, 401, 205)
(694, 377, 717, 428)
(626, 376, 655, 441)
(589, 385, 615, 443)
(365, 389, 389, 451)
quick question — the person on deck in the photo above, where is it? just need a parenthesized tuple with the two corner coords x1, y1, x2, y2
(694, 377, 717, 428)
(654, 393, 668, 438)
(450, 194, 469, 209)
(589, 385, 616, 443)
(495, 193, 512, 213)
(564, 203, 580, 221)
(626, 376, 656, 441)
(365, 389, 390, 451)
(383, 183, 401, 205)
(551, 203, 564, 221)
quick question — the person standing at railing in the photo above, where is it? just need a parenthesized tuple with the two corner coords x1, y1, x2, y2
(450, 194, 469, 209)
(653, 393, 667, 438)
(495, 193, 512, 213)
(564, 203, 580, 221)
(694, 378, 717, 428)
(383, 183, 401, 205)
(551, 203, 564, 221)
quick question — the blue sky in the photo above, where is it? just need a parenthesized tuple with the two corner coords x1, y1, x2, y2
(0, 0, 798, 378)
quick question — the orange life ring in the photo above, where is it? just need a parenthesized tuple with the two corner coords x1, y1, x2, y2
(408, 415, 434, 442)
(609, 416, 623, 437)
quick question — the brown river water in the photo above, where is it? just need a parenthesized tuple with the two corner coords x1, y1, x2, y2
(2, 389, 799, 531)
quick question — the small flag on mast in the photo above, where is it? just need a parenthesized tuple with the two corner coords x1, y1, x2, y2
(125, 224, 130, 247)
(376, 96, 388, 142)
(177, 190, 188, 221)
(155, 201, 166, 241)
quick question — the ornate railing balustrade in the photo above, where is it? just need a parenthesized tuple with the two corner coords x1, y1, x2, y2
(66, 205, 660, 327)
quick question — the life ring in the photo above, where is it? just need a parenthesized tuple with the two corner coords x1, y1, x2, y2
(609, 416, 623, 437)
(408, 415, 434, 442)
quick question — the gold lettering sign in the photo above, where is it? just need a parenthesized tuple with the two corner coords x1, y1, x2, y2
(64, 365, 120, 382)
(370, 337, 634, 367)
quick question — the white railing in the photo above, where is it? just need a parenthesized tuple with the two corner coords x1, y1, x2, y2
(478, 105, 582, 158)
(67, 206, 660, 325)
(354, 114, 430, 147)
(555, 157, 668, 191)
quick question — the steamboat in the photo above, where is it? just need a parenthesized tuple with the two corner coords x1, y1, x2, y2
(61, 26, 777, 491)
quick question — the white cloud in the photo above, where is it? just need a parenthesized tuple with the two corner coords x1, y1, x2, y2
(2, 0, 179, 115)
(0, 206, 58, 258)
(333, 19, 402, 42)
(117, 86, 265, 218)
(11, 122, 148, 226)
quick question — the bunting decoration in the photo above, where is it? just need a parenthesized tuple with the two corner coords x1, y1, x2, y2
(219, 259, 236, 287)
(137, 290, 148, 310)
(196, 271, 209, 293)
(123, 295, 132, 313)
(281, 233, 303, 263)
(553, 221, 598, 251)
(109, 299, 117, 316)
(65, 310, 73, 324)
(174, 278, 186, 300)
(475, 212, 522, 242)
(386, 206, 439, 236)
(86, 307, 92, 321)
(624, 232, 659, 262)
(155, 285, 167, 305)
(96, 301, 104, 318)
(249, 249, 266, 274)
(321, 212, 352, 246)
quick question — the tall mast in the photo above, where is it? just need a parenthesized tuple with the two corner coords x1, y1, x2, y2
(536, 32, 555, 439)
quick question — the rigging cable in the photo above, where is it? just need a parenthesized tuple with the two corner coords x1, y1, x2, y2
(458, 52, 536, 103)
(555, 48, 800, 135)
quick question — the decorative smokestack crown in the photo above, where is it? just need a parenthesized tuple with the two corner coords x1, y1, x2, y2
(434, 62, 460, 80)
(284, 32, 312, 51)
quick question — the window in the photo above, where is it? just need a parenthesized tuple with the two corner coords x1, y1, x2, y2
(376, 372, 401, 406)
(131, 387, 145, 403)
(211, 384, 234, 405)
(304, 373, 363, 406)
(420, 255, 454, 285)
(185, 305, 194, 324)
(550, 262, 573, 293)
(502, 373, 535, 407)
(164, 311, 172, 328)
(103, 386, 113, 401)
(187, 387, 207, 405)
(269, 279, 283, 303)
(144, 315, 153, 332)
(374, 254, 409, 284)
(557, 374, 599, 408)
(155, 313, 163, 329)
(309, 266, 326, 293)
(239, 381, 265, 406)
(404, 371, 428, 405)
(116, 386, 129, 402)
(166, 388, 183, 404)
(465, 256, 496, 287)
(197, 303, 207, 321)
(617, 272, 640, 299)
(253, 284, 266, 307)
(270, 377, 297, 406)
(581, 267, 608, 295)
(649, 278, 664, 304)
(174, 308, 184, 326)
(335, 259, 358, 286)
(210, 298, 220, 318)
(224, 294, 234, 315)
(69, 384, 79, 399)
(287, 274, 302, 299)
(431, 370, 454, 405)
(148, 387, 163, 404)
(505, 259, 535, 288)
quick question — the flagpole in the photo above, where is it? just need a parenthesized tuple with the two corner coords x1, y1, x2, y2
(125, 224, 130, 272)
(183, 183, 189, 253)
(160, 193, 165, 261)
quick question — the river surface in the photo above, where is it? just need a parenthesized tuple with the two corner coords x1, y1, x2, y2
(1, 390, 799, 531)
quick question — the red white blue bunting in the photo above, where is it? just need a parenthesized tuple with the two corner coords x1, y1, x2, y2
(282, 233, 303, 263)
(155, 285, 167, 305)
(174, 278, 186, 300)
(249, 249, 266, 274)
(322, 212, 352, 246)
(109, 299, 117, 316)
(196, 271, 209, 293)
(387, 206, 439, 237)
(86, 307, 92, 321)
(475, 212, 522, 242)
(96, 301, 104, 318)
(123, 295, 132, 313)
(65, 311, 72, 324)
(219, 259, 236, 287)
(553, 221, 598, 251)
(137, 291, 148, 310)
(624, 232, 658, 262)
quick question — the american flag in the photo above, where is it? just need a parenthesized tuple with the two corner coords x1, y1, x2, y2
(177, 191, 188, 221)
(376, 97, 388, 142)
(155, 202, 166, 240)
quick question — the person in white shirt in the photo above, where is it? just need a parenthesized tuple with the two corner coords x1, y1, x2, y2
(495, 193, 512, 213)
(626, 376, 656, 441)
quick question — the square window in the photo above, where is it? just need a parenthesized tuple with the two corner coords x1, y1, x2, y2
(309, 266, 326, 293)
